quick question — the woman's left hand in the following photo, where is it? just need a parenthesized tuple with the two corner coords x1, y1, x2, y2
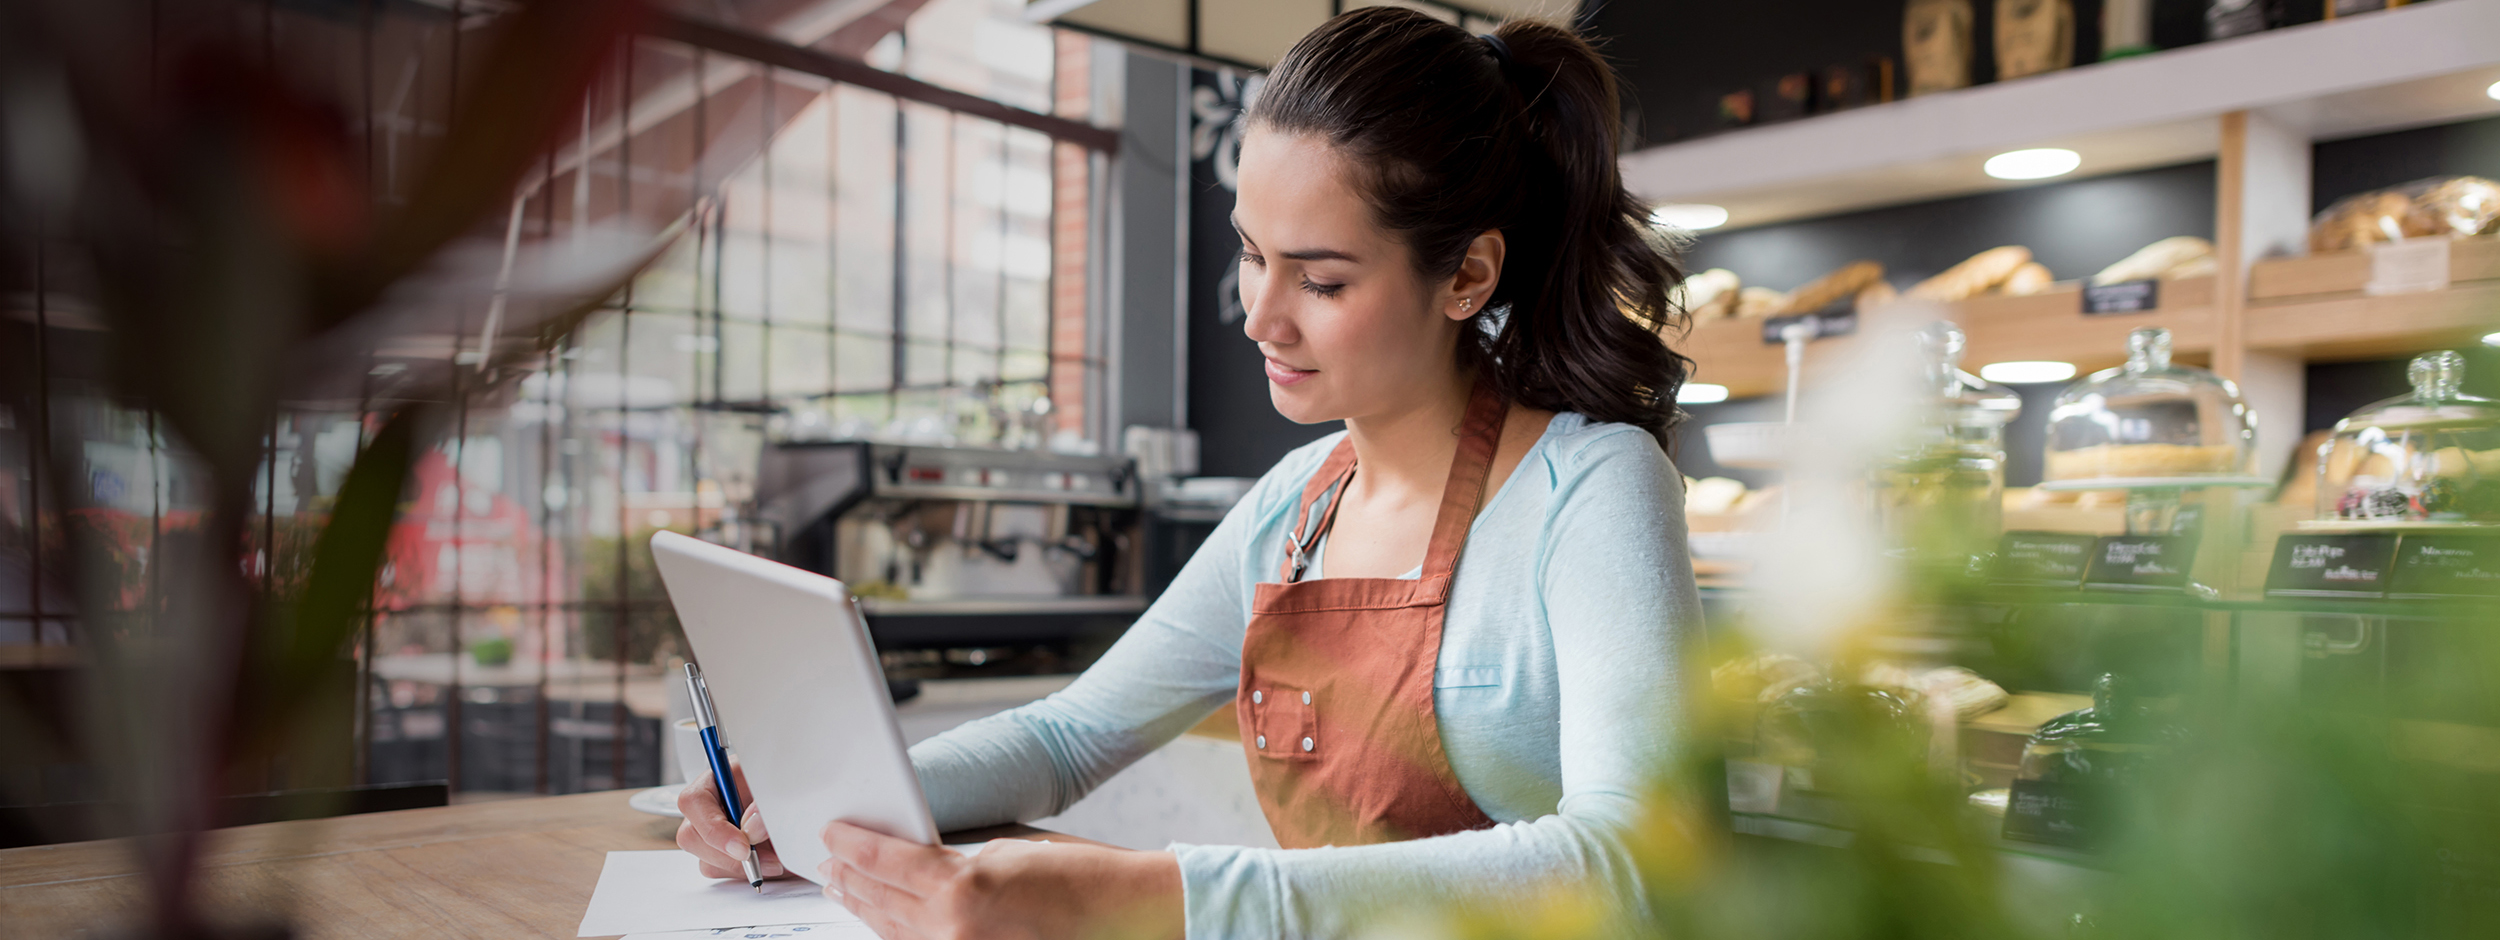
(819, 821, 1184, 940)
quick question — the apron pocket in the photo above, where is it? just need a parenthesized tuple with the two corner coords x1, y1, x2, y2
(1246, 682, 1320, 762)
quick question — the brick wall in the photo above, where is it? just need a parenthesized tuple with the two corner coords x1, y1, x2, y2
(1049, 30, 1095, 438)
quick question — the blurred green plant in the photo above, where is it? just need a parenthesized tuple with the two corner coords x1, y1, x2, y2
(1397, 597, 2499, 940)
(0, 0, 653, 935)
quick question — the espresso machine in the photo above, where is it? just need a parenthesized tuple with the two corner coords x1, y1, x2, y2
(752, 442, 1146, 654)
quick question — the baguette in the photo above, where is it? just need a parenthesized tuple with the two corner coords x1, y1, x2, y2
(1733, 286, 1788, 319)
(1908, 246, 2031, 301)
(1775, 260, 1886, 315)
(2000, 261, 2054, 295)
(2091, 236, 2211, 285)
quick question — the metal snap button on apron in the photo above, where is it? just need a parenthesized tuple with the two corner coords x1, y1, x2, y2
(1253, 690, 1263, 704)
(1256, 735, 1267, 748)
(1301, 692, 1311, 705)
(1301, 737, 1314, 752)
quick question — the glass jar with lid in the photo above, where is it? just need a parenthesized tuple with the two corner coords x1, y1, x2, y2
(1873, 321, 2021, 565)
(2313, 350, 2500, 527)
(2044, 327, 2256, 484)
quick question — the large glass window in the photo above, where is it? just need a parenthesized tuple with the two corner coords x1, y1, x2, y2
(2, 0, 1106, 801)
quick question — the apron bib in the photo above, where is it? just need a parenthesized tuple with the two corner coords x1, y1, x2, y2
(1236, 381, 1506, 848)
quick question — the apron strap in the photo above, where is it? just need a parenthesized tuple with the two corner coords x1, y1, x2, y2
(1276, 380, 1509, 589)
(1280, 440, 1359, 583)
(1416, 380, 1508, 588)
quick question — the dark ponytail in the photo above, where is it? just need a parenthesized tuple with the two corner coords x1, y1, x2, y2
(1247, 7, 1692, 438)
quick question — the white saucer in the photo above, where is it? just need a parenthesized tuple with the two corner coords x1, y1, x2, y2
(629, 783, 685, 817)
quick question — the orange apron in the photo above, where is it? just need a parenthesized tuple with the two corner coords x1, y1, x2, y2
(1236, 381, 1505, 848)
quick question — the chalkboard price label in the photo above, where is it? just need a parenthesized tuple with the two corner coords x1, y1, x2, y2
(2082, 279, 2159, 315)
(1760, 307, 1858, 345)
(2390, 534, 2500, 599)
(2082, 534, 2198, 591)
(2001, 778, 2096, 850)
(1993, 531, 2098, 586)
(2265, 533, 2399, 599)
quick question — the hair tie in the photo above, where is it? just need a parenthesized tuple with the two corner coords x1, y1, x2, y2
(1479, 33, 1512, 65)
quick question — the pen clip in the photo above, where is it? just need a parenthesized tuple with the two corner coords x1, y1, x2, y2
(685, 662, 720, 729)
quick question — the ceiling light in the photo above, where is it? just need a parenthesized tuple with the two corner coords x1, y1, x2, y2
(1678, 383, 1731, 404)
(1984, 148, 2082, 181)
(1650, 204, 1729, 231)
(1980, 360, 2078, 384)
(2482, 331, 2500, 347)
(2487, 79, 2500, 101)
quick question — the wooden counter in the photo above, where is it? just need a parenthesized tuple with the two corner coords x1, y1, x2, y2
(0, 789, 1080, 939)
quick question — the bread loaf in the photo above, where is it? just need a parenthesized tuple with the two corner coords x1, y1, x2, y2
(1775, 260, 1886, 315)
(1734, 286, 1788, 319)
(1673, 268, 1742, 320)
(1995, 0, 2074, 81)
(2091, 236, 2212, 285)
(1908, 246, 2031, 301)
(2419, 177, 2500, 237)
(1905, 0, 1976, 96)
(2001, 261, 2054, 295)
(2309, 191, 2426, 254)
(1856, 278, 1901, 310)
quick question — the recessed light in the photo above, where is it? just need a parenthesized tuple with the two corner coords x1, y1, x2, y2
(2487, 79, 2500, 101)
(1678, 382, 1731, 404)
(1650, 204, 1730, 231)
(1980, 360, 2078, 384)
(1984, 148, 2082, 181)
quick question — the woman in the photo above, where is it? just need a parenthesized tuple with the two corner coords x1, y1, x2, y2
(679, 7, 1703, 937)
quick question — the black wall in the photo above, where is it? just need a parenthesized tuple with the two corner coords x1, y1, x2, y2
(1185, 69, 1342, 479)
(1584, 0, 2316, 149)
(1684, 160, 2218, 291)
(2314, 114, 2500, 207)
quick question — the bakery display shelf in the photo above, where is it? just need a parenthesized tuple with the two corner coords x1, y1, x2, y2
(2293, 518, 2500, 532)
(1684, 272, 2495, 400)
(1695, 584, 2489, 619)
(2035, 476, 2275, 492)
(1681, 277, 2218, 401)
(1621, 0, 2500, 229)
(2248, 234, 2500, 301)
(2245, 279, 2500, 361)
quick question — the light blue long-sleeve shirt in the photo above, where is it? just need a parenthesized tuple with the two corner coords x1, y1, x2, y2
(908, 412, 1700, 938)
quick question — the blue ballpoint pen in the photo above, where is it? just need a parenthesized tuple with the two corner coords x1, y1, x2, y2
(685, 662, 764, 891)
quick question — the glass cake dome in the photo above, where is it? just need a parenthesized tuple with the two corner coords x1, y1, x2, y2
(2313, 350, 2500, 527)
(2044, 327, 2256, 484)
(1874, 322, 2022, 563)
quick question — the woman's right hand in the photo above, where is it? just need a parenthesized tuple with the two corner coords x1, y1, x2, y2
(675, 758, 787, 880)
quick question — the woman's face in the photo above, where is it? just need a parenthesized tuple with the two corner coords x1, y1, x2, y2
(1233, 130, 1473, 425)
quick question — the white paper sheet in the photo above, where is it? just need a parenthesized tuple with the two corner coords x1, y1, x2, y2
(576, 851, 861, 937)
(580, 845, 998, 937)
(621, 924, 882, 940)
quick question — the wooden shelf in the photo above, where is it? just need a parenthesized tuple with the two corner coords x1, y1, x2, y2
(1678, 254, 2500, 399)
(1622, 0, 2500, 228)
(2247, 281, 2500, 361)
(2250, 235, 2500, 299)
(1681, 277, 2218, 400)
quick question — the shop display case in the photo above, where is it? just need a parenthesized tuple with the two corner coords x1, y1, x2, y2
(2310, 350, 2500, 528)
(2042, 327, 2256, 486)
(1706, 585, 2500, 888)
(1873, 321, 2022, 566)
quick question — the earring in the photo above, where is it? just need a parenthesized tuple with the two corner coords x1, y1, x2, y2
(1458, 298, 1473, 313)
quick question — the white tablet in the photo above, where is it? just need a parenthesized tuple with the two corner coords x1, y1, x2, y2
(649, 530, 939, 886)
